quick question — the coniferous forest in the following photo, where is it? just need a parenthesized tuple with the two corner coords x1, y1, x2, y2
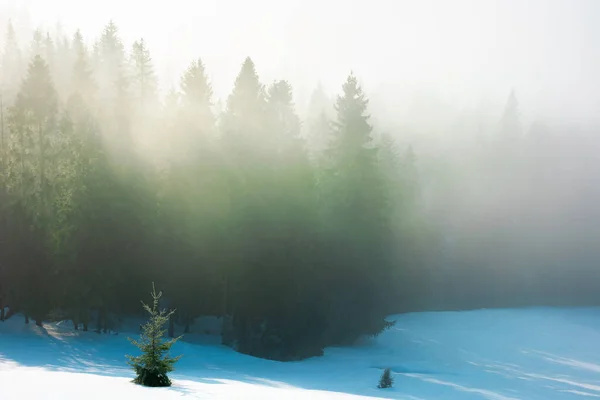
(2, 19, 600, 362)
(0, 21, 423, 360)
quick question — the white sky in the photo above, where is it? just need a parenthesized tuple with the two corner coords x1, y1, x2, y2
(1, 0, 599, 126)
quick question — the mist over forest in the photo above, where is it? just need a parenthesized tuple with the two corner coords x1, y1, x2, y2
(1, 0, 600, 361)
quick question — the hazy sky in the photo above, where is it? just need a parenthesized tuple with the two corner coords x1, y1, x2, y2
(2, 0, 599, 126)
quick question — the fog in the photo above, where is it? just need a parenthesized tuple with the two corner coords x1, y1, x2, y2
(4, 0, 600, 124)
(1, 0, 600, 327)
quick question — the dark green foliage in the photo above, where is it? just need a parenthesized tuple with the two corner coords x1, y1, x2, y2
(129, 38, 156, 109)
(378, 368, 394, 389)
(1, 20, 24, 102)
(318, 73, 394, 345)
(126, 283, 182, 387)
(0, 21, 420, 361)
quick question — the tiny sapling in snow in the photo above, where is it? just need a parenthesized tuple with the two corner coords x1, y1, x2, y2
(378, 368, 394, 389)
(126, 283, 182, 387)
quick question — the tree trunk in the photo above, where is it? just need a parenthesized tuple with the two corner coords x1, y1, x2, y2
(35, 318, 42, 327)
(95, 310, 102, 333)
(168, 315, 175, 338)
(73, 320, 78, 330)
(222, 314, 234, 346)
(0, 92, 4, 165)
(0, 305, 4, 322)
(222, 275, 228, 316)
(25, 315, 29, 324)
(184, 315, 190, 334)
(82, 310, 89, 331)
(101, 308, 108, 333)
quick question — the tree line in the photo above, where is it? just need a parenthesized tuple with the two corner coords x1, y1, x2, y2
(0, 21, 424, 360)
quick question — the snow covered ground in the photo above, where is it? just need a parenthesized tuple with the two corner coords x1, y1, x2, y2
(2, 307, 600, 399)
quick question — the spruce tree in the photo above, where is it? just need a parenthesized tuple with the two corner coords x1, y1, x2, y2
(71, 30, 96, 103)
(94, 21, 127, 125)
(129, 38, 157, 109)
(44, 33, 56, 79)
(223, 57, 266, 136)
(304, 83, 333, 161)
(1, 20, 23, 101)
(53, 33, 72, 101)
(0, 91, 5, 321)
(263, 79, 325, 359)
(5, 55, 60, 326)
(180, 59, 213, 115)
(179, 58, 216, 142)
(220, 57, 267, 321)
(378, 368, 394, 389)
(322, 73, 392, 343)
(29, 29, 44, 60)
(126, 283, 182, 387)
(499, 90, 521, 142)
(95, 21, 125, 85)
(158, 57, 222, 336)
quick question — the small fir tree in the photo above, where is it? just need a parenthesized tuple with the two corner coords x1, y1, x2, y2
(378, 368, 394, 389)
(126, 283, 182, 387)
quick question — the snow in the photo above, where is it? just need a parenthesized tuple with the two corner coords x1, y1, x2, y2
(2, 308, 600, 399)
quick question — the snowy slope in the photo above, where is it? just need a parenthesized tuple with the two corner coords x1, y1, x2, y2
(2, 308, 600, 399)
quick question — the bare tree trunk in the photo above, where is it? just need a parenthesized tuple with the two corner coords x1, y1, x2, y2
(184, 313, 190, 334)
(82, 310, 89, 331)
(38, 121, 47, 225)
(25, 315, 29, 324)
(0, 93, 5, 325)
(0, 92, 4, 176)
(35, 318, 42, 327)
(100, 308, 108, 334)
(221, 275, 233, 345)
(222, 275, 228, 316)
(168, 314, 175, 338)
(95, 309, 102, 333)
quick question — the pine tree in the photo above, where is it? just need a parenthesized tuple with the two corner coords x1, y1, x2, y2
(262, 79, 325, 359)
(378, 135, 425, 310)
(94, 21, 126, 108)
(5, 55, 60, 326)
(180, 58, 215, 135)
(129, 38, 157, 109)
(0, 91, 5, 321)
(44, 32, 55, 77)
(93, 21, 133, 160)
(223, 57, 266, 136)
(267, 80, 301, 151)
(9, 55, 58, 221)
(157, 57, 223, 335)
(305, 83, 333, 160)
(306, 82, 332, 121)
(126, 283, 182, 387)
(322, 73, 393, 343)
(53, 33, 72, 101)
(378, 368, 394, 389)
(0, 91, 5, 174)
(180, 59, 213, 110)
(498, 89, 521, 148)
(219, 58, 272, 354)
(29, 29, 44, 59)
(61, 76, 106, 331)
(71, 30, 95, 103)
(1, 20, 23, 101)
